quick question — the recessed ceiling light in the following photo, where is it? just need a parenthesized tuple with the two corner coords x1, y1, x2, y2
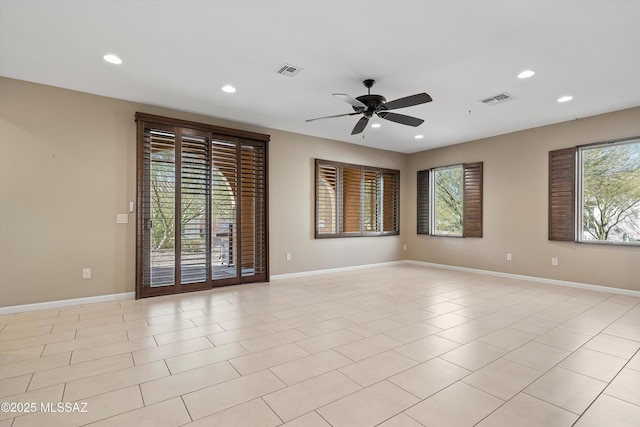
(371, 123, 381, 128)
(517, 69, 535, 79)
(221, 85, 236, 93)
(557, 95, 573, 103)
(103, 54, 122, 65)
(414, 134, 424, 139)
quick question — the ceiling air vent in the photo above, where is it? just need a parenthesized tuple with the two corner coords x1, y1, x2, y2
(480, 92, 516, 106)
(276, 63, 302, 77)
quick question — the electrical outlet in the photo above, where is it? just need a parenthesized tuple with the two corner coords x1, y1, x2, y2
(116, 214, 129, 224)
(82, 268, 91, 279)
(507, 253, 512, 261)
(286, 253, 292, 261)
(552, 257, 559, 266)
(403, 244, 407, 251)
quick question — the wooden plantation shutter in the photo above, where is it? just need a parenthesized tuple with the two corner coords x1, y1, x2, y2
(343, 165, 362, 234)
(463, 162, 483, 237)
(362, 168, 380, 233)
(315, 161, 339, 237)
(549, 147, 576, 241)
(140, 125, 177, 288)
(315, 159, 399, 237)
(382, 171, 399, 232)
(211, 137, 238, 281)
(180, 130, 211, 284)
(240, 142, 267, 280)
(417, 169, 430, 234)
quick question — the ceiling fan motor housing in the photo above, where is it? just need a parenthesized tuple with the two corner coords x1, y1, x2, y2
(354, 95, 386, 117)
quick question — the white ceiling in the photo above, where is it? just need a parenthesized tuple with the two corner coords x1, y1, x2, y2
(2, 0, 639, 153)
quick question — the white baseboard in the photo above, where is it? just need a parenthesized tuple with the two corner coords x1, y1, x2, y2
(404, 260, 640, 297)
(0, 292, 135, 315)
(2, 260, 636, 315)
(271, 261, 405, 280)
(274, 259, 639, 297)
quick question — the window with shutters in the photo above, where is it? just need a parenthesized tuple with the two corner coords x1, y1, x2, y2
(315, 159, 399, 238)
(550, 137, 640, 245)
(136, 113, 269, 299)
(417, 162, 483, 237)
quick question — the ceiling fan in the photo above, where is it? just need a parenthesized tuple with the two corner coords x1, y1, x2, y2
(306, 79, 432, 135)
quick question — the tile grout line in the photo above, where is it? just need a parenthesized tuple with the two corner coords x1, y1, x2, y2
(180, 394, 195, 422)
(382, 299, 637, 425)
(470, 303, 640, 425)
(259, 396, 284, 425)
(570, 346, 640, 427)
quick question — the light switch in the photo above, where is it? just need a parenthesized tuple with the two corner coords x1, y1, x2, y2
(116, 214, 129, 224)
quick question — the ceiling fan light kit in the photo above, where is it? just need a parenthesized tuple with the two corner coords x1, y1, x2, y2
(306, 79, 432, 135)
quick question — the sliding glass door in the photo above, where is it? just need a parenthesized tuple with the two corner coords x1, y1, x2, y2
(136, 114, 268, 298)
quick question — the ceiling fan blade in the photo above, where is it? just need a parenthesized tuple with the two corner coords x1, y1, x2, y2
(333, 93, 367, 110)
(305, 112, 360, 122)
(351, 116, 370, 135)
(377, 111, 424, 127)
(382, 93, 432, 110)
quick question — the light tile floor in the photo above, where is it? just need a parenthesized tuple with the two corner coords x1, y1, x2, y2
(1, 265, 639, 426)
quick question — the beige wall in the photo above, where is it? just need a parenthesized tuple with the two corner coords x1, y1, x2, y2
(0, 78, 406, 306)
(406, 107, 640, 291)
(1, 77, 638, 307)
(269, 129, 407, 275)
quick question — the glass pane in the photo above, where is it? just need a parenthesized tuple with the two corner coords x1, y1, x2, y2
(434, 166, 463, 236)
(211, 140, 238, 280)
(181, 134, 209, 284)
(316, 165, 338, 234)
(149, 130, 176, 287)
(382, 172, 398, 232)
(362, 170, 379, 232)
(581, 141, 640, 244)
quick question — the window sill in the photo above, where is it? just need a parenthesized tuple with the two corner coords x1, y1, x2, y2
(577, 240, 640, 248)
